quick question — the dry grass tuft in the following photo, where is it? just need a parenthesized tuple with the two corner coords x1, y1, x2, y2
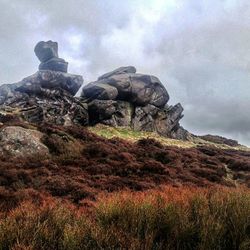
(0, 187, 249, 250)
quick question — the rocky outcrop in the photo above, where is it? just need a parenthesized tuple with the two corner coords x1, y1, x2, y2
(0, 126, 49, 157)
(0, 42, 188, 140)
(81, 66, 188, 139)
(199, 135, 240, 147)
(0, 41, 88, 126)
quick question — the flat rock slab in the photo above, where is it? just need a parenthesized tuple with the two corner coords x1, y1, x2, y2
(39, 58, 68, 73)
(98, 66, 136, 80)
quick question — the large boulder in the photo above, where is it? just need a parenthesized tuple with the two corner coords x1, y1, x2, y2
(0, 70, 83, 105)
(81, 81, 118, 101)
(81, 66, 169, 108)
(34, 41, 59, 62)
(110, 73, 169, 107)
(34, 40, 68, 73)
(0, 126, 49, 158)
(18, 70, 83, 96)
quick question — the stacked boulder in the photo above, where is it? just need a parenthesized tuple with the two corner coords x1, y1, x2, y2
(0, 41, 88, 126)
(34, 40, 68, 73)
(81, 66, 188, 139)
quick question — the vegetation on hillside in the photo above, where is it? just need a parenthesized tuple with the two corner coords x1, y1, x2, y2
(0, 122, 250, 212)
(89, 124, 249, 151)
(0, 187, 249, 250)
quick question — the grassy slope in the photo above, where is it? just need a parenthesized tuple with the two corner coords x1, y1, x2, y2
(89, 124, 249, 151)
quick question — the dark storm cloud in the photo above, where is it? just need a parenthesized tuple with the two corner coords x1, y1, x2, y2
(0, 0, 250, 145)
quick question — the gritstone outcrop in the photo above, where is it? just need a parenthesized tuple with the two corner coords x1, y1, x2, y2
(0, 40, 212, 141)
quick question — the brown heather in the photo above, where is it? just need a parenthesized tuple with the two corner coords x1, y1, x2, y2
(0, 123, 249, 249)
(0, 187, 249, 250)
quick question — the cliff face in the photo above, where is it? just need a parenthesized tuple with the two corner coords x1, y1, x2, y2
(0, 41, 188, 140)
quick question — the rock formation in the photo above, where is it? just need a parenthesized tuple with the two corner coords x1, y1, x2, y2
(34, 41, 68, 73)
(0, 41, 188, 140)
(81, 66, 189, 139)
(0, 41, 88, 126)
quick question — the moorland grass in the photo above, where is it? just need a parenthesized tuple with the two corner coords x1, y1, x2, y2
(89, 124, 249, 151)
(0, 186, 249, 250)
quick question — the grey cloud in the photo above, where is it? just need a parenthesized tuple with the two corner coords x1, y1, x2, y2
(0, 0, 250, 145)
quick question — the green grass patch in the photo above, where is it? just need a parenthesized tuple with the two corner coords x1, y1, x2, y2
(89, 124, 250, 151)
(89, 124, 196, 148)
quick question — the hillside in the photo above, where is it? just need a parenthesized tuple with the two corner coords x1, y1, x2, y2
(0, 121, 249, 211)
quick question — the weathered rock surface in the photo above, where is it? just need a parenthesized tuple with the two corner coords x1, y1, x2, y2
(82, 82, 118, 101)
(88, 100, 117, 124)
(101, 101, 134, 127)
(34, 40, 68, 73)
(0, 80, 88, 126)
(39, 57, 68, 72)
(0, 126, 49, 157)
(132, 104, 159, 132)
(17, 70, 83, 96)
(81, 66, 187, 139)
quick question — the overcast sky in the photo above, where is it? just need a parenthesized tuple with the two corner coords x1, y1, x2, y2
(1, 0, 250, 145)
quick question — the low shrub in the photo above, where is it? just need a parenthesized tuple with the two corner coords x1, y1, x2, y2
(0, 187, 249, 250)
